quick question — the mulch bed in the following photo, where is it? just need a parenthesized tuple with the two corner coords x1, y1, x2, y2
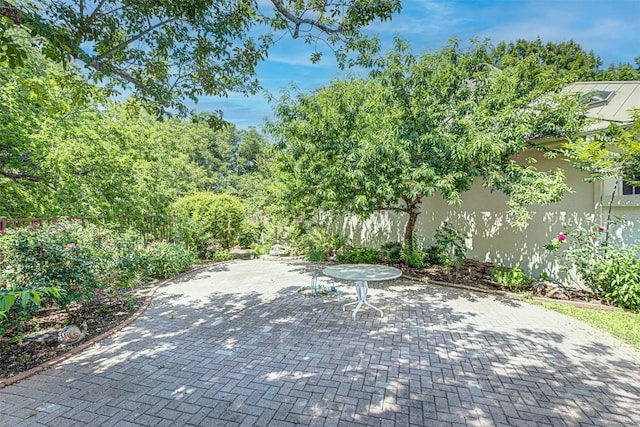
(402, 259, 599, 303)
(0, 289, 145, 380)
(404, 259, 498, 289)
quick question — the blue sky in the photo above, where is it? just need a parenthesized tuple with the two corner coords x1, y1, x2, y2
(195, 0, 640, 130)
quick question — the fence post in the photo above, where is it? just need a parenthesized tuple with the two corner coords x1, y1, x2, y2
(0, 217, 6, 233)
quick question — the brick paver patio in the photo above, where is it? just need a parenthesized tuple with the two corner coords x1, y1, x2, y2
(1, 258, 639, 426)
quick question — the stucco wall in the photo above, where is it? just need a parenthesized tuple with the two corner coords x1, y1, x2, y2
(334, 150, 616, 280)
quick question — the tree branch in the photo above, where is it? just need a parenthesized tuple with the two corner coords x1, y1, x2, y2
(0, 2, 148, 91)
(0, 169, 44, 182)
(86, 0, 108, 24)
(93, 17, 178, 62)
(86, 61, 150, 92)
(0, 1, 23, 24)
(270, 0, 340, 38)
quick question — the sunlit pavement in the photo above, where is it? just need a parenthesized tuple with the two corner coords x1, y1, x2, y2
(1, 258, 639, 426)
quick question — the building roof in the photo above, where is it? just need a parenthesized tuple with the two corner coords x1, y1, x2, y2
(562, 81, 640, 132)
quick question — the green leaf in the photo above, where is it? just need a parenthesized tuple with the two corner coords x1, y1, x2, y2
(30, 289, 41, 306)
(20, 290, 31, 309)
(0, 293, 16, 313)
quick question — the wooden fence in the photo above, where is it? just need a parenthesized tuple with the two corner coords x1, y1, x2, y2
(0, 215, 177, 242)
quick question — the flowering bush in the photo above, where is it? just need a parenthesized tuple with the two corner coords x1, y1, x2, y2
(92, 229, 148, 288)
(546, 220, 640, 310)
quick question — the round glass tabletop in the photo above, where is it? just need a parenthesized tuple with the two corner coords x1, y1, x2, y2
(323, 264, 402, 282)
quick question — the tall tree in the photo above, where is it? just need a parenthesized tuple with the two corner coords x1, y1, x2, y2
(269, 39, 587, 249)
(0, 0, 401, 125)
(0, 30, 102, 214)
(0, 38, 214, 218)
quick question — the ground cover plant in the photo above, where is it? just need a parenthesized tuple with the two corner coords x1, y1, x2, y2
(491, 262, 535, 292)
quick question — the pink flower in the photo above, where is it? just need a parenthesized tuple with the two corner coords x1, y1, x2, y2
(598, 226, 605, 232)
(557, 233, 567, 242)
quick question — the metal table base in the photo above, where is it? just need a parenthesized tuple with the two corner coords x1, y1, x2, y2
(342, 280, 383, 320)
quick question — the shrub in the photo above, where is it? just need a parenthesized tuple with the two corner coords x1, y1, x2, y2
(211, 248, 234, 262)
(93, 229, 147, 288)
(173, 192, 247, 256)
(0, 220, 198, 322)
(250, 241, 271, 256)
(401, 249, 428, 269)
(288, 224, 349, 262)
(305, 247, 327, 262)
(143, 241, 197, 279)
(0, 221, 102, 318)
(425, 223, 466, 269)
(238, 222, 261, 248)
(592, 248, 640, 310)
(381, 242, 403, 264)
(492, 262, 534, 292)
(337, 247, 381, 264)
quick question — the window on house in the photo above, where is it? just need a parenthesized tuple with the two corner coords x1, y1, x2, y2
(622, 176, 640, 195)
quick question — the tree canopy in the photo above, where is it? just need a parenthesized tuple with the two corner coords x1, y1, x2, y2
(0, 37, 272, 219)
(492, 38, 640, 82)
(0, 0, 401, 125)
(269, 39, 588, 248)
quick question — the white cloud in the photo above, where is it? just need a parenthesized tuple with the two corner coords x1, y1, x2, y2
(203, 0, 640, 128)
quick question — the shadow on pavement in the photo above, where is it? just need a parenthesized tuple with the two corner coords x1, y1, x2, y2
(1, 259, 639, 426)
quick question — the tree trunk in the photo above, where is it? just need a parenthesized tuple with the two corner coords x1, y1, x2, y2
(604, 179, 617, 251)
(403, 195, 424, 251)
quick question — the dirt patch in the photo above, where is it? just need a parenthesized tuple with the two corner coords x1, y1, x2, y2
(0, 288, 146, 380)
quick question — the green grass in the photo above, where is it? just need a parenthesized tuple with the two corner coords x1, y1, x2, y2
(529, 301, 640, 350)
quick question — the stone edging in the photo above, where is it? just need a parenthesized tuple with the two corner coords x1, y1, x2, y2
(0, 262, 217, 390)
(402, 274, 621, 311)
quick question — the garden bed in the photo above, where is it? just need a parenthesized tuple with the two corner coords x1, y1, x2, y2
(0, 289, 145, 380)
(402, 259, 598, 303)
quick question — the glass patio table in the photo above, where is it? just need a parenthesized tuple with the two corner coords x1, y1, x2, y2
(323, 264, 402, 320)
